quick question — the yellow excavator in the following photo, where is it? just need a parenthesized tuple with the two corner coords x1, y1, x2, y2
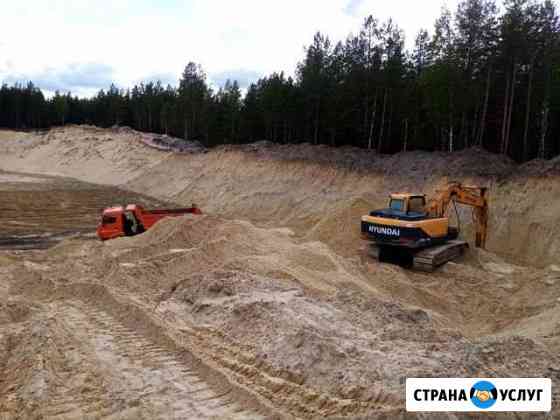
(361, 182, 489, 271)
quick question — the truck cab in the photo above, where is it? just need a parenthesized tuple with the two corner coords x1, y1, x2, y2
(97, 206, 144, 241)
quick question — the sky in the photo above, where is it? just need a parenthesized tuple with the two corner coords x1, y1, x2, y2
(0, 0, 556, 97)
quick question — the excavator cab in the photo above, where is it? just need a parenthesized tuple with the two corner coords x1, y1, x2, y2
(384, 194, 428, 219)
(363, 193, 448, 250)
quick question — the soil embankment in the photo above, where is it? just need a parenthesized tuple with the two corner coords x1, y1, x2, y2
(3, 126, 559, 267)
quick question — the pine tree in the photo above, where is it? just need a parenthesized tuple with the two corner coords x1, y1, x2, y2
(178, 62, 209, 142)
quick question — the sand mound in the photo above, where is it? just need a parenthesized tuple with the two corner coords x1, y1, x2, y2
(0, 126, 168, 185)
(67, 213, 554, 410)
(304, 198, 375, 257)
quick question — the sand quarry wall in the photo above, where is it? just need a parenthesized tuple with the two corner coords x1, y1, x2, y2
(1, 125, 560, 267)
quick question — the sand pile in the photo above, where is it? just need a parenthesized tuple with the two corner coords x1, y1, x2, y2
(26, 214, 552, 417)
(0, 126, 168, 185)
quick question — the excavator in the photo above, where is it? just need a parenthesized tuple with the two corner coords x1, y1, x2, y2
(361, 182, 489, 271)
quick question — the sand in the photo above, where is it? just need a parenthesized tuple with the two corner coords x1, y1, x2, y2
(1, 126, 560, 418)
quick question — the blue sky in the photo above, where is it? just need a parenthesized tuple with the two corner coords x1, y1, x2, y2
(1, 0, 557, 97)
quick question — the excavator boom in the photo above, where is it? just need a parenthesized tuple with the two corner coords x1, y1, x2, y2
(427, 182, 489, 248)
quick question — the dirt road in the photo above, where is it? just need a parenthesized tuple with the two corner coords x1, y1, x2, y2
(2, 299, 260, 419)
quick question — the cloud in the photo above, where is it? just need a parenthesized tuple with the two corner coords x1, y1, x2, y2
(209, 69, 263, 89)
(344, 0, 365, 16)
(2, 63, 114, 96)
(8, 0, 543, 97)
(135, 72, 179, 88)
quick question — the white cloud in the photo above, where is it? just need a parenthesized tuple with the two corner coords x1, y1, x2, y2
(209, 69, 263, 89)
(344, 0, 366, 16)
(3, 63, 115, 97)
(1, 0, 558, 97)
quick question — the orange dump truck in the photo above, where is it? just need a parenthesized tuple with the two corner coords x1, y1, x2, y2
(97, 204, 202, 241)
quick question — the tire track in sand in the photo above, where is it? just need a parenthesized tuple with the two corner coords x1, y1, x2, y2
(47, 301, 262, 419)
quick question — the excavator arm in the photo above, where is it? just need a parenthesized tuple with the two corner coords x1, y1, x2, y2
(426, 182, 489, 248)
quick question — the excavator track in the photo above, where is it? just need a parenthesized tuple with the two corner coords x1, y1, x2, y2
(368, 240, 468, 271)
(411, 240, 469, 272)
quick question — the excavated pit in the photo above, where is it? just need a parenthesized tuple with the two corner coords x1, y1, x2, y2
(1, 126, 560, 418)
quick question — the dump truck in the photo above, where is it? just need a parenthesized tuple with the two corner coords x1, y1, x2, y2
(97, 204, 202, 241)
(361, 182, 489, 271)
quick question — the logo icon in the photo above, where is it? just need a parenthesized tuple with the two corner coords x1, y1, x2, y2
(470, 381, 498, 409)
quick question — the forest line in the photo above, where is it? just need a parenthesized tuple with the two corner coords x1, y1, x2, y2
(1, 0, 559, 162)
